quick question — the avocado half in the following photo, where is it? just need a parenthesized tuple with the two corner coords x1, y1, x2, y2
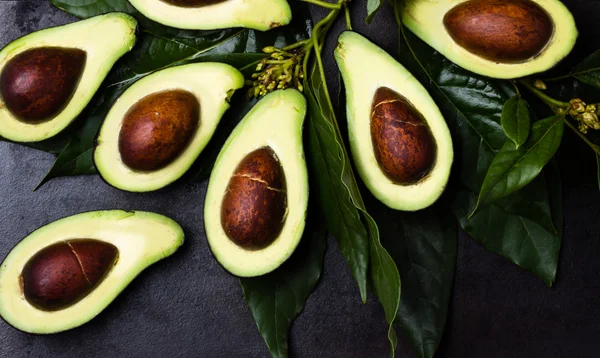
(94, 62, 244, 192)
(401, 0, 578, 79)
(0, 13, 137, 142)
(127, 0, 292, 31)
(204, 89, 308, 277)
(0, 210, 184, 334)
(335, 31, 453, 211)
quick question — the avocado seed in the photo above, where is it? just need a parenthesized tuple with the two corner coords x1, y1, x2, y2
(371, 87, 437, 184)
(0, 47, 87, 122)
(221, 147, 287, 250)
(21, 239, 118, 311)
(443, 0, 554, 63)
(118, 89, 200, 172)
(160, 0, 228, 7)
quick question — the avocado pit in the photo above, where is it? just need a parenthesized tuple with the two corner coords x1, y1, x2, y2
(443, 0, 554, 63)
(371, 87, 437, 185)
(21, 239, 118, 311)
(160, 0, 228, 7)
(0, 47, 87, 122)
(221, 147, 287, 250)
(118, 89, 200, 172)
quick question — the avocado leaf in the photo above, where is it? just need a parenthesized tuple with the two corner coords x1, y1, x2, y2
(366, 0, 384, 23)
(366, 192, 457, 358)
(304, 58, 400, 354)
(453, 166, 563, 286)
(240, 206, 327, 358)
(501, 96, 531, 148)
(570, 49, 600, 89)
(395, 15, 562, 285)
(473, 115, 564, 213)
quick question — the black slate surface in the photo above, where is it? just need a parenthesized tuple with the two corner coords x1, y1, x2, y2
(1, 1, 600, 357)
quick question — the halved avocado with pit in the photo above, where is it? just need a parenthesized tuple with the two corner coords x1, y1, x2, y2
(204, 89, 308, 277)
(335, 31, 453, 211)
(0, 13, 137, 142)
(127, 0, 292, 31)
(93, 62, 244, 192)
(401, 0, 578, 79)
(0, 210, 184, 334)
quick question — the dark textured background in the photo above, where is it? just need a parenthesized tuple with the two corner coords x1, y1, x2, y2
(1, 1, 600, 357)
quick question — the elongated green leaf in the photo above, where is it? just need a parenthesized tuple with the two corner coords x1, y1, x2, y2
(366, 0, 384, 23)
(473, 115, 564, 211)
(394, 13, 562, 285)
(304, 61, 400, 353)
(304, 65, 369, 301)
(501, 96, 531, 148)
(368, 193, 457, 358)
(240, 209, 327, 358)
(571, 49, 600, 89)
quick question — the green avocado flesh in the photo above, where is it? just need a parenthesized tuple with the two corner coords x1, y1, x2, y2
(204, 89, 308, 277)
(0, 13, 137, 142)
(0, 210, 184, 334)
(93, 62, 244, 193)
(401, 0, 578, 79)
(127, 0, 292, 31)
(335, 31, 453, 211)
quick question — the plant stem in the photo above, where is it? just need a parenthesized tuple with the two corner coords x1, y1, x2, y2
(345, 4, 352, 30)
(300, 0, 341, 9)
(282, 39, 311, 52)
(311, 6, 342, 108)
(518, 79, 570, 113)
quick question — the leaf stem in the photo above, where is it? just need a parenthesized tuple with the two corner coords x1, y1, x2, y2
(282, 39, 311, 52)
(345, 4, 352, 30)
(300, 0, 341, 9)
(312, 7, 341, 109)
(518, 79, 570, 114)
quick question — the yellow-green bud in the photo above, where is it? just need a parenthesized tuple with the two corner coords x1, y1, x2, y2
(534, 79, 547, 90)
(570, 98, 587, 113)
(580, 112, 600, 130)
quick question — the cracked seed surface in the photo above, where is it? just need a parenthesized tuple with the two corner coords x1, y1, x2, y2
(21, 240, 118, 311)
(371, 87, 437, 184)
(221, 147, 287, 250)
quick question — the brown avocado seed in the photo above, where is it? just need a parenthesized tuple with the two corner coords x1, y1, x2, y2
(443, 0, 554, 63)
(0, 47, 87, 122)
(160, 0, 228, 8)
(221, 147, 287, 250)
(371, 87, 437, 184)
(21, 239, 118, 311)
(118, 89, 200, 172)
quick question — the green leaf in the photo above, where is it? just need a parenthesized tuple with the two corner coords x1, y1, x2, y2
(240, 208, 327, 358)
(304, 64, 369, 301)
(570, 49, 600, 89)
(473, 115, 564, 213)
(501, 96, 531, 148)
(394, 12, 562, 284)
(453, 167, 562, 286)
(368, 193, 457, 358)
(304, 60, 400, 353)
(366, 0, 384, 23)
